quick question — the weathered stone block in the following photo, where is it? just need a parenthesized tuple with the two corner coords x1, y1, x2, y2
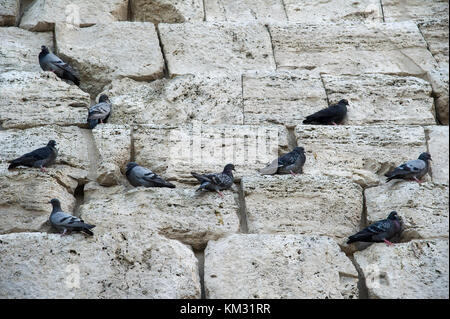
(242, 175, 363, 239)
(0, 232, 201, 298)
(354, 239, 449, 299)
(0, 71, 90, 129)
(101, 74, 243, 125)
(204, 234, 359, 298)
(20, 0, 128, 31)
(158, 22, 276, 76)
(131, 0, 204, 23)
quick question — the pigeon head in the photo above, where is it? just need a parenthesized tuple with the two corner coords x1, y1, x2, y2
(387, 211, 400, 220)
(126, 162, 139, 173)
(418, 152, 432, 162)
(47, 140, 57, 148)
(40, 45, 49, 54)
(223, 164, 235, 174)
(48, 198, 61, 206)
(292, 146, 305, 153)
(98, 94, 110, 103)
(338, 99, 349, 105)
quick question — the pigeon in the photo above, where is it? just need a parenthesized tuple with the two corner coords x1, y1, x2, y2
(39, 45, 80, 86)
(303, 99, 348, 125)
(49, 198, 95, 236)
(347, 211, 402, 246)
(126, 162, 175, 188)
(191, 164, 235, 197)
(260, 147, 306, 176)
(385, 152, 432, 183)
(87, 94, 112, 129)
(8, 140, 58, 172)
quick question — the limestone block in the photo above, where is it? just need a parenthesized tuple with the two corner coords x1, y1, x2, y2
(0, 71, 90, 129)
(204, 234, 359, 298)
(354, 239, 449, 299)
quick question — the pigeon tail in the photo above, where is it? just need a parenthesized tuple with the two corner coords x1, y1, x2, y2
(88, 119, 99, 129)
(64, 71, 80, 86)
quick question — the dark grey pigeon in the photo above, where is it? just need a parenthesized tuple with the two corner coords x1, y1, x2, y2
(8, 140, 58, 172)
(303, 99, 348, 125)
(49, 198, 95, 236)
(260, 146, 306, 175)
(87, 94, 112, 129)
(385, 152, 432, 183)
(347, 211, 402, 246)
(191, 164, 235, 197)
(39, 45, 80, 86)
(126, 162, 175, 188)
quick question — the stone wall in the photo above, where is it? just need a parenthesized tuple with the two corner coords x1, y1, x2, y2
(0, 0, 448, 299)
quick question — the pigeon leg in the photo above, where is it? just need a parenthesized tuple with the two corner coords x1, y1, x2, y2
(331, 122, 337, 126)
(383, 239, 394, 246)
(60, 228, 68, 236)
(40, 166, 47, 173)
(217, 190, 224, 198)
(412, 176, 423, 184)
(290, 170, 297, 176)
(100, 119, 103, 124)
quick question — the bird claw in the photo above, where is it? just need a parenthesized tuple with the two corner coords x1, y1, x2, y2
(217, 191, 224, 198)
(40, 167, 47, 173)
(290, 170, 297, 176)
(383, 239, 394, 246)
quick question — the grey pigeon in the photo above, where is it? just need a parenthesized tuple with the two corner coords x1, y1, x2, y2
(347, 211, 402, 246)
(385, 152, 432, 183)
(39, 45, 80, 86)
(8, 140, 58, 172)
(303, 99, 348, 125)
(87, 94, 112, 129)
(191, 164, 235, 197)
(49, 198, 95, 236)
(260, 146, 306, 175)
(126, 162, 175, 188)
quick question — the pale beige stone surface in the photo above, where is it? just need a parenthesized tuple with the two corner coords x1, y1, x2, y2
(269, 21, 437, 75)
(131, 0, 204, 23)
(205, 0, 287, 23)
(0, 27, 53, 73)
(133, 124, 290, 183)
(243, 70, 328, 127)
(354, 239, 449, 299)
(101, 74, 243, 125)
(425, 126, 449, 185)
(419, 18, 449, 66)
(20, 0, 128, 31)
(365, 182, 449, 241)
(382, 0, 449, 22)
(242, 175, 363, 239)
(91, 124, 131, 186)
(427, 66, 449, 124)
(204, 234, 359, 298)
(79, 183, 240, 249)
(55, 22, 164, 96)
(0, 0, 19, 26)
(294, 125, 427, 186)
(0, 232, 201, 298)
(284, 0, 382, 23)
(322, 73, 435, 125)
(0, 71, 90, 129)
(158, 22, 276, 76)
